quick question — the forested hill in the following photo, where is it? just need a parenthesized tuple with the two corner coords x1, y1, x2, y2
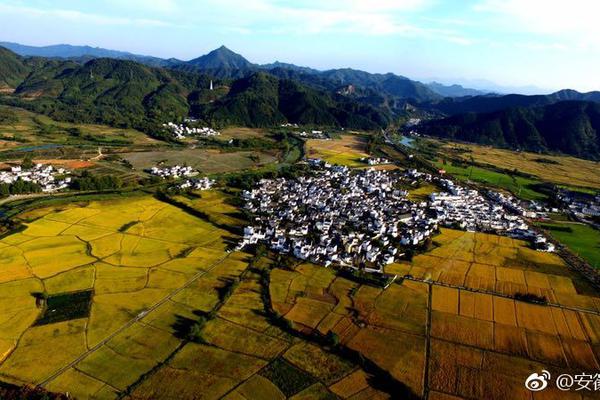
(423, 89, 600, 116)
(0, 47, 31, 89)
(196, 73, 389, 129)
(0, 46, 389, 135)
(419, 101, 600, 160)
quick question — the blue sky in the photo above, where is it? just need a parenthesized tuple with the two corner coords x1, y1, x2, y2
(1, 0, 599, 93)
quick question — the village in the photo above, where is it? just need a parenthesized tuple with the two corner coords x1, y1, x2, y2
(239, 160, 555, 273)
(0, 164, 71, 193)
(162, 121, 220, 140)
(176, 177, 215, 191)
(148, 164, 197, 179)
(557, 188, 600, 225)
(146, 164, 215, 191)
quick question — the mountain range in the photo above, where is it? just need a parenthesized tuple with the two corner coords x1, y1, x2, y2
(0, 41, 482, 101)
(1, 42, 600, 159)
(0, 46, 389, 134)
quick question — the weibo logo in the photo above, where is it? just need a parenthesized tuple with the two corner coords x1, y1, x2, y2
(525, 370, 551, 391)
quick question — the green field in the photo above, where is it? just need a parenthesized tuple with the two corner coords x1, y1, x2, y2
(540, 221, 600, 268)
(434, 160, 546, 200)
(0, 105, 154, 149)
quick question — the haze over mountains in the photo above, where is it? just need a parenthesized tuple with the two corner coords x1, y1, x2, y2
(1, 41, 600, 160)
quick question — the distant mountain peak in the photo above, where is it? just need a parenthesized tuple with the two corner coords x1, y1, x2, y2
(187, 46, 252, 70)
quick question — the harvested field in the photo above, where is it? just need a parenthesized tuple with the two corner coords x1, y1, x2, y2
(306, 135, 369, 167)
(219, 127, 267, 140)
(120, 148, 278, 174)
(0, 105, 154, 148)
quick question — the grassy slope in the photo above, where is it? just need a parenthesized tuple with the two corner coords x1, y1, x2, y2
(0, 105, 153, 148)
(541, 221, 600, 268)
(434, 160, 546, 201)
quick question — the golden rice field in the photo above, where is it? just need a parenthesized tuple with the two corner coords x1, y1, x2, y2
(386, 228, 600, 308)
(440, 141, 600, 189)
(306, 135, 369, 167)
(130, 256, 390, 400)
(271, 263, 428, 397)
(0, 193, 245, 396)
(0, 192, 393, 399)
(270, 229, 600, 399)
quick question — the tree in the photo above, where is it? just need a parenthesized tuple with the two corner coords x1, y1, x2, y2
(325, 331, 340, 347)
(21, 154, 34, 170)
(71, 172, 123, 191)
(187, 317, 207, 343)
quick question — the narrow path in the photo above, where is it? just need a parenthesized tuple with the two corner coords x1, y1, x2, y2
(38, 251, 233, 387)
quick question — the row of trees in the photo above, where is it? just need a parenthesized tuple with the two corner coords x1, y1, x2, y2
(70, 171, 123, 191)
(0, 180, 42, 197)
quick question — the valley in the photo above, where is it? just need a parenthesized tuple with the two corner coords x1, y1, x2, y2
(0, 41, 599, 400)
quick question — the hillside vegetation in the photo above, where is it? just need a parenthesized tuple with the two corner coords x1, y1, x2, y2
(197, 73, 389, 129)
(0, 47, 388, 137)
(420, 101, 600, 160)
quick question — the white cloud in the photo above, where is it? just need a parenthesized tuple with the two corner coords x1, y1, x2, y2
(197, 0, 471, 43)
(107, 0, 179, 13)
(476, 0, 600, 48)
(0, 3, 171, 27)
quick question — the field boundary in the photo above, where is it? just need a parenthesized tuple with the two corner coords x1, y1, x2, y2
(38, 250, 233, 387)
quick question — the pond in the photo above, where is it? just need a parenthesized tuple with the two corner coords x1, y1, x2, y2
(399, 135, 416, 148)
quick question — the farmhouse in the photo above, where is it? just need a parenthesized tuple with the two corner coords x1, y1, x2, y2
(176, 177, 215, 190)
(162, 122, 220, 140)
(0, 164, 71, 192)
(148, 165, 197, 179)
(361, 157, 391, 166)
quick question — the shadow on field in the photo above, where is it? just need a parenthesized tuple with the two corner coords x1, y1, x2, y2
(172, 311, 206, 340)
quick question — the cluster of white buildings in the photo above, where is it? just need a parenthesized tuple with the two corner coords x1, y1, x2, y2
(148, 165, 197, 179)
(0, 164, 71, 192)
(162, 122, 220, 140)
(239, 161, 558, 274)
(362, 157, 391, 166)
(298, 130, 328, 139)
(405, 118, 421, 128)
(431, 179, 528, 232)
(176, 177, 215, 191)
(431, 180, 554, 251)
(558, 190, 600, 220)
(239, 161, 440, 272)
